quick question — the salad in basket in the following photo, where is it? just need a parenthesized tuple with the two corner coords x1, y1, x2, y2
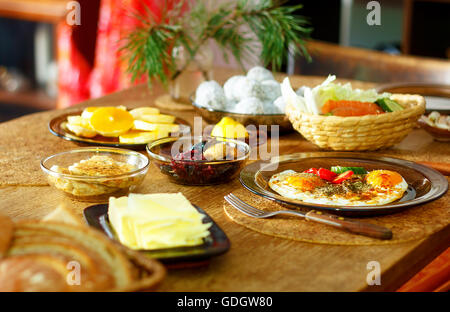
(281, 75, 404, 117)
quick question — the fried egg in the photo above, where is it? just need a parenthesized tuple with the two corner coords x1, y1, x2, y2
(269, 169, 408, 206)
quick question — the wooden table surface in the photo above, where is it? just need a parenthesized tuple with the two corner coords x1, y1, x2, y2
(0, 69, 449, 291)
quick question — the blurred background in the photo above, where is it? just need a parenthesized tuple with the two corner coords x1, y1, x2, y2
(0, 0, 449, 122)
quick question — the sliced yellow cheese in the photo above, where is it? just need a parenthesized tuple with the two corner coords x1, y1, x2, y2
(109, 197, 138, 248)
(108, 193, 212, 250)
(139, 114, 176, 124)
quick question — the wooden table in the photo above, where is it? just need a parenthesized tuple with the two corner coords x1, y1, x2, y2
(0, 69, 449, 291)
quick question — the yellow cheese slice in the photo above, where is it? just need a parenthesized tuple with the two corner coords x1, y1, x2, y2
(108, 197, 138, 247)
(108, 193, 211, 250)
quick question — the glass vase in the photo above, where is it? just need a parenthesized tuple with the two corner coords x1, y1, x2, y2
(169, 43, 213, 104)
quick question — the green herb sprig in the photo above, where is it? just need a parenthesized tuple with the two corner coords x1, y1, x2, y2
(122, 0, 312, 87)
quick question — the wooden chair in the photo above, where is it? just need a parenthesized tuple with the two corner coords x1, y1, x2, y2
(291, 40, 450, 85)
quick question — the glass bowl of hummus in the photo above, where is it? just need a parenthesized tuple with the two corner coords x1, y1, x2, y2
(41, 147, 149, 202)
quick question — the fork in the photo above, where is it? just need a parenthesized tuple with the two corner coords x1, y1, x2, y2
(224, 193, 392, 240)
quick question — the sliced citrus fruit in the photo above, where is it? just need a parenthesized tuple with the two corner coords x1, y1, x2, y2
(67, 116, 92, 128)
(133, 120, 180, 133)
(66, 116, 97, 137)
(211, 117, 248, 139)
(139, 114, 176, 124)
(81, 107, 100, 119)
(119, 130, 169, 144)
(116, 105, 127, 111)
(89, 107, 134, 137)
(129, 107, 160, 119)
(66, 123, 97, 138)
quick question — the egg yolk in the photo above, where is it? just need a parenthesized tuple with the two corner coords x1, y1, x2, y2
(366, 170, 403, 189)
(286, 175, 325, 192)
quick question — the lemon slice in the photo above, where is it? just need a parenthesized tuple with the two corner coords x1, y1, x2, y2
(90, 107, 134, 137)
(211, 117, 248, 139)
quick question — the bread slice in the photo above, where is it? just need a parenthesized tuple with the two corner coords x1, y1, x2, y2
(16, 221, 136, 289)
(9, 236, 114, 291)
(0, 255, 80, 292)
(0, 215, 14, 258)
(13, 226, 166, 291)
(1, 219, 166, 291)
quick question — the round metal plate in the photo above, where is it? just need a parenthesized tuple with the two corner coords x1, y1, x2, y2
(49, 111, 190, 150)
(240, 152, 448, 216)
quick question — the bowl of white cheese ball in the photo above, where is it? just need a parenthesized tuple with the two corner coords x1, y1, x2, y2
(192, 66, 293, 133)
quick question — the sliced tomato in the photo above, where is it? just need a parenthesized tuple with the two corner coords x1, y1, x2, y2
(332, 170, 354, 184)
(322, 100, 384, 117)
(317, 168, 338, 181)
(303, 168, 318, 175)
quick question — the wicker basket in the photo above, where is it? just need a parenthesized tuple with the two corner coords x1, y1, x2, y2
(286, 94, 426, 151)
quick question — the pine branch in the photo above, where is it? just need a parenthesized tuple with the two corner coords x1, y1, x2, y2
(122, 0, 312, 87)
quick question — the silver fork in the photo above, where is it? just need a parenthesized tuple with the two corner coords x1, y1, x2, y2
(224, 193, 392, 240)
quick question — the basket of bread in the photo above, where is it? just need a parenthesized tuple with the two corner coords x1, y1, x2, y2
(282, 75, 425, 151)
(0, 206, 166, 292)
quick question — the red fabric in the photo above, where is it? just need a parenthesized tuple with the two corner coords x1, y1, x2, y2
(57, 0, 166, 108)
(57, 0, 100, 108)
(57, 22, 92, 108)
(89, 0, 173, 99)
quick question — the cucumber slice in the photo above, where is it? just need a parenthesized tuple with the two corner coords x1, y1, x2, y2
(331, 166, 368, 174)
(376, 98, 404, 112)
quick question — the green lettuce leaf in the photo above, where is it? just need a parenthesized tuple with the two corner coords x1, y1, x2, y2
(304, 75, 391, 114)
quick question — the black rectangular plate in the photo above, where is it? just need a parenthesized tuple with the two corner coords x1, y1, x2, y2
(83, 204, 230, 264)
